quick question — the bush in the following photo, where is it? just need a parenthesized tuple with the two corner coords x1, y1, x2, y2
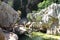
(38, 0, 53, 10)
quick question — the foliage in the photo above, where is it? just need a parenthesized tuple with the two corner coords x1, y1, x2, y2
(37, 0, 60, 11)
(32, 36, 44, 40)
(31, 32, 60, 40)
(8, 0, 13, 6)
(38, 0, 53, 10)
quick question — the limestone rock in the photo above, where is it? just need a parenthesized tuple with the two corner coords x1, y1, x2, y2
(27, 3, 60, 35)
(40, 3, 60, 35)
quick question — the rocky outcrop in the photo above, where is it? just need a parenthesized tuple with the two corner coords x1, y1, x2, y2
(27, 3, 60, 35)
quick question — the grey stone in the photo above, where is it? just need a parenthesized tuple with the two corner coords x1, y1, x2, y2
(0, 2, 19, 28)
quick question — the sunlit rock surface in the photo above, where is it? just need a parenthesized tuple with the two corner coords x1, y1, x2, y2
(27, 3, 60, 35)
(14, 24, 27, 35)
(0, 2, 19, 28)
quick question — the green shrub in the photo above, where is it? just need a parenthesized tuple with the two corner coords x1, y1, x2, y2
(38, 0, 53, 10)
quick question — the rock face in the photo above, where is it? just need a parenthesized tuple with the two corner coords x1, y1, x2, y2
(40, 3, 59, 34)
(40, 3, 60, 35)
(0, 2, 19, 28)
(27, 3, 60, 35)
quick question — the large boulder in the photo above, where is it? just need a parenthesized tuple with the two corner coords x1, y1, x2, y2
(0, 2, 19, 29)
